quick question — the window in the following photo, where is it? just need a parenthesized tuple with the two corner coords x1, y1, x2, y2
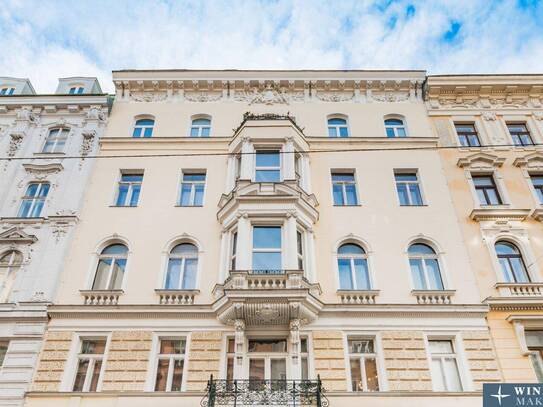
(408, 244, 444, 290)
(0, 341, 8, 367)
(507, 123, 533, 146)
(115, 173, 143, 207)
(395, 172, 423, 206)
(179, 173, 205, 206)
(348, 338, 380, 392)
(252, 226, 282, 272)
(164, 244, 198, 290)
(301, 338, 309, 380)
(230, 232, 238, 270)
(92, 244, 128, 290)
(525, 331, 543, 382)
(328, 117, 349, 137)
(337, 244, 371, 290)
(495, 241, 530, 283)
(0, 87, 15, 96)
(255, 151, 281, 182)
(190, 118, 211, 137)
(428, 339, 463, 392)
(72, 339, 106, 392)
(472, 175, 502, 205)
(454, 123, 480, 147)
(69, 86, 84, 95)
(0, 251, 22, 301)
(42, 128, 69, 153)
(17, 182, 49, 218)
(133, 118, 154, 138)
(248, 338, 288, 384)
(226, 338, 235, 381)
(154, 338, 186, 391)
(296, 231, 304, 270)
(531, 175, 543, 204)
(332, 172, 358, 205)
(385, 118, 407, 138)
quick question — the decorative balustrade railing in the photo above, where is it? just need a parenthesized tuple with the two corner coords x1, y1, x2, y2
(201, 376, 329, 407)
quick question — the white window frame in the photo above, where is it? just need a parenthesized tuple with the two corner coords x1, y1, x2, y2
(337, 244, 371, 290)
(68, 335, 109, 393)
(69, 86, 84, 94)
(465, 169, 511, 209)
(407, 245, 445, 290)
(42, 128, 69, 153)
(245, 336, 290, 380)
(327, 116, 350, 138)
(254, 150, 281, 183)
(178, 171, 206, 206)
(0, 250, 23, 301)
(251, 225, 283, 271)
(0, 341, 9, 367)
(163, 244, 199, 290)
(91, 245, 128, 290)
(114, 172, 143, 207)
(394, 170, 424, 206)
(424, 334, 471, 392)
(331, 171, 359, 206)
(132, 117, 155, 138)
(343, 333, 387, 392)
(454, 122, 481, 147)
(189, 117, 212, 137)
(230, 231, 238, 271)
(17, 182, 49, 218)
(146, 333, 190, 392)
(384, 117, 408, 138)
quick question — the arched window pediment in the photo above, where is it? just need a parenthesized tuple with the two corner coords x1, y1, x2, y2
(92, 243, 128, 290)
(337, 242, 370, 290)
(164, 242, 199, 290)
(408, 242, 444, 290)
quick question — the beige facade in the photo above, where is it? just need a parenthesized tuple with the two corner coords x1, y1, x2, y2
(24, 70, 504, 407)
(427, 74, 543, 385)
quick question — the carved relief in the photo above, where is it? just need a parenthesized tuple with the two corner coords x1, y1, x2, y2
(482, 111, 497, 121)
(15, 107, 39, 124)
(85, 106, 106, 122)
(22, 163, 63, 180)
(372, 92, 410, 103)
(80, 130, 96, 158)
(184, 92, 222, 102)
(533, 111, 543, 121)
(130, 92, 168, 102)
(7, 132, 24, 157)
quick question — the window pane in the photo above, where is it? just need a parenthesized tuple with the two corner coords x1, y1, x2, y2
(110, 259, 126, 289)
(116, 184, 128, 206)
(171, 359, 184, 391)
(408, 244, 435, 255)
(328, 127, 337, 137)
(301, 357, 308, 380)
(349, 339, 374, 353)
(255, 170, 280, 182)
(338, 258, 354, 289)
(329, 118, 347, 125)
(226, 357, 234, 381)
(192, 119, 210, 125)
(194, 184, 205, 206)
(510, 258, 529, 283)
(183, 174, 206, 182)
(365, 358, 380, 391)
(144, 127, 153, 137)
(425, 259, 444, 290)
(333, 184, 344, 205)
(338, 244, 365, 255)
(253, 227, 281, 249)
(271, 359, 287, 381)
(526, 331, 543, 348)
(102, 244, 127, 255)
(129, 185, 141, 206)
(350, 358, 362, 391)
(345, 184, 358, 205)
(397, 184, 409, 205)
(81, 340, 106, 354)
(498, 258, 514, 282)
(92, 259, 112, 290)
(385, 119, 403, 125)
(73, 359, 89, 391)
(409, 259, 426, 289)
(443, 358, 462, 391)
(89, 360, 102, 391)
(165, 259, 182, 289)
(132, 128, 141, 138)
(354, 259, 371, 290)
(249, 358, 265, 381)
(332, 174, 355, 182)
(30, 200, 44, 217)
(397, 128, 406, 137)
(252, 252, 282, 270)
(190, 127, 199, 137)
(248, 339, 287, 352)
(160, 339, 186, 354)
(201, 127, 210, 137)
(339, 127, 349, 137)
(180, 184, 192, 206)
(429, 340, 453, 353)
(256, 152, 280, 167)
(155, 359, 169, 391)
(17, 200, 32, 218)
(468, 135, 480, 146)
(431, 359, 446, 391)
(485, 189, 500, 205)
(171, 244, 197, 255)
(395, 174, 417, 182)
(386, 128, 395, 138)
(182, 258, 198, 289)
(408, 184, 422, 205)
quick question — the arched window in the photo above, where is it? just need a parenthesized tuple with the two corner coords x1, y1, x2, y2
(385, 118, 407, 138)
(495, 241, 530, 283)
(42, 128, 69, 153)
(92, 244, 128, 290)
(164, 243, 198, 290)
(190, 118, 211, 137)
(408, 243, 444, 290)
(328, 117, 349, 138)
(0, 250, 23, 301)
(337, 243, 370, 290)
(133, 118, 155, 138)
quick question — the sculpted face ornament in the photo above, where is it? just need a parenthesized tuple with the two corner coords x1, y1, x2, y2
(254, 304, 280, 322)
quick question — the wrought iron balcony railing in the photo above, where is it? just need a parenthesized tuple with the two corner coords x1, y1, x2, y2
(201, 375, 329, 407)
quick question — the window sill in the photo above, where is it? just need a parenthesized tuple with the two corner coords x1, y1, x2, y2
(470, 207, 530, 221)
(333, 204, 362, 207)
(33, 152, 66, 157)
(494, 282, 543, 297)
(399, 204, 428, 207)
(0, 217, 46, 224)
(337, 289, 380, 304)
(155, 289, 200, 305)
(174, 205, 204, 208)
(411, 289, 455, 304)
(109, 205, 139, 208)
(80, 289, 124, 305)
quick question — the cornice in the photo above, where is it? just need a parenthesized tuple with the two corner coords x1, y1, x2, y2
(0, 95, 109, 112)
(470, 208, 531, 221)
(486, 297, 543, 311)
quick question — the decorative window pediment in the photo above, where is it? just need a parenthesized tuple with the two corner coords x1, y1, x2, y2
(514, 152, 543, 170)
(0, 227, 37, 244)
(22, 163, 63, 177)
(457, 152, 505, 169)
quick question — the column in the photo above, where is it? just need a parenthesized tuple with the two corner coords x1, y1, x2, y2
(225, 156, 236, 192)
(239, 137, 254, 181)
(289, 318, 302, 380)
(218, 230, 228, 282)
(285, 213, 298, 270)
(306, 228, 317, 281)
(283, 137, 296, 181)
(236, 213, 251, 270)
(234, 319, 245, 380)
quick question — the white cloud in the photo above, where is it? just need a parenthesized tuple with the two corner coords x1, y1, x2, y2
(1, 0, 542, 93)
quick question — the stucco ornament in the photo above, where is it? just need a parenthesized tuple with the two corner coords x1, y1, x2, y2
(316, 92, 354, 102)
(80, 130, 96, 158)
(15, 107, 38, 124)
(7, 132, 24, 157)
(533, 111, 543, 121)
(184, 92, 222, 102)
(372, 92, 410, 103)
(130, 92, 168, 102)
(482, 111, 497, 121)
(235, 84, 292, 105)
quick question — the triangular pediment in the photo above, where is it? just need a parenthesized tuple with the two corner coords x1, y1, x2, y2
(514, 152, 543, 169)
(0, 227, 38, 244)
(457, 152, 505, 169)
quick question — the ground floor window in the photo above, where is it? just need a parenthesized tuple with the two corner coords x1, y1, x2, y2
(72, 338, 106, 392)
(348, 338, 380, 391)
(154, 338, 186, 391)
(428, 339, 463, 391)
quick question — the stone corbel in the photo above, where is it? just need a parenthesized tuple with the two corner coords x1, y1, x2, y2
(234, 318, 245, 367)
(7, 132, 24, 157)
(513, 321, 530, 355)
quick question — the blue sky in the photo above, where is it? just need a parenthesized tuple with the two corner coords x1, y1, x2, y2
(1, 0, 543, 92)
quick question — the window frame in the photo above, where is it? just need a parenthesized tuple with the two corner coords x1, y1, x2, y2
(113, 172, 144, 207)
(70, 336, 109, 393)
(507, 122, 534, 146)
(178, 171, 206, 207)
(0, 87, 15, 96)
(0, 341, 8, 367)
(254, 149, 282, 183)
(17, 182, 50, 218)
(425, 335, 469, 392)
(454, 122, 481, 147)
(41, 127, 70, 154)
(384, 117, 408, 138)
(189, 117, 212, 137)
(251, 225, 283, 272)
(91, 243, 129, 291)
(471, 174, 502, 206)
(331, 170, 359, 206)
(407, 243, 445, 291)
(495, 240, 531, 283)
(132, 117, 155, 138)
(0, 250, 23, 301)
(153, 337, 188, 392)
(337, 243, 371, 291)
(163, 243, 199, 290)
(394, 170, 424, 206)
(530, 173, 543, 205)
(327, 116, 350, 138)
(344, 333, 386, 392)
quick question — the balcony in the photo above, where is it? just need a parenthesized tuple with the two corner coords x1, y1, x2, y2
(80, 289, 123, 305)
(411, 289, 455, 304)
(495, 282, 543, 297)
(155, 289, 200, 305)
(201, 376, 329, 407)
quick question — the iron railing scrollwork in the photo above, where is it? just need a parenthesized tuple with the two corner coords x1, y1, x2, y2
(201, 375, 329, 407)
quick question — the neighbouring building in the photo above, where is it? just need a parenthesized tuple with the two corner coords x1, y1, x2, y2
(0, 77, 108, 406)
(24, 70, 502, 407)
(427, 74, 543, 383)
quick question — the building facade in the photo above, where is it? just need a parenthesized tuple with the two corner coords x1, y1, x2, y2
(24, 70, 503, 407)
(427, 75, 543, 383)
(0, 77, 108, 406)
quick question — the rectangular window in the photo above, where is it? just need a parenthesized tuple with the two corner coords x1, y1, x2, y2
(531, 175, 543, 204)
(428, 339, 463, 392)
(507, 123, 534, 146)
(0, 341, 8, 366)
(252, 226, 282, 272)
(297, 231, 304, 270)
(154, 338, 186, 392)
(115, 173, 143, 207)
(301, 338, 309, 380)
(331, 172, 358, 206)
(17, 182, 50, 218)
(230, 232, 238, 271)
(348, 338, 380, 392)
(395, 172, 423, 206)
(226, 338, 235, 381)
(454, 123, 480, 147)
(472, 175, 502, 205)
(43, 128, 69, 153)
(72, 339, 106, 392)
(255, 151, 280, 182)
(179, 173, 206, 206)
(526, 331, 543, 382)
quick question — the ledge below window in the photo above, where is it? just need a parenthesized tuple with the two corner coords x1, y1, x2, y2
(495, 282, 543, 297)
(411, 290, 455, 304)
(80, 289, 124, 305)
(155, 289, 200, 305)
(337, 290, 380, 304)
(532, 209, 543, 222)
(469, 208, 530, 222)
